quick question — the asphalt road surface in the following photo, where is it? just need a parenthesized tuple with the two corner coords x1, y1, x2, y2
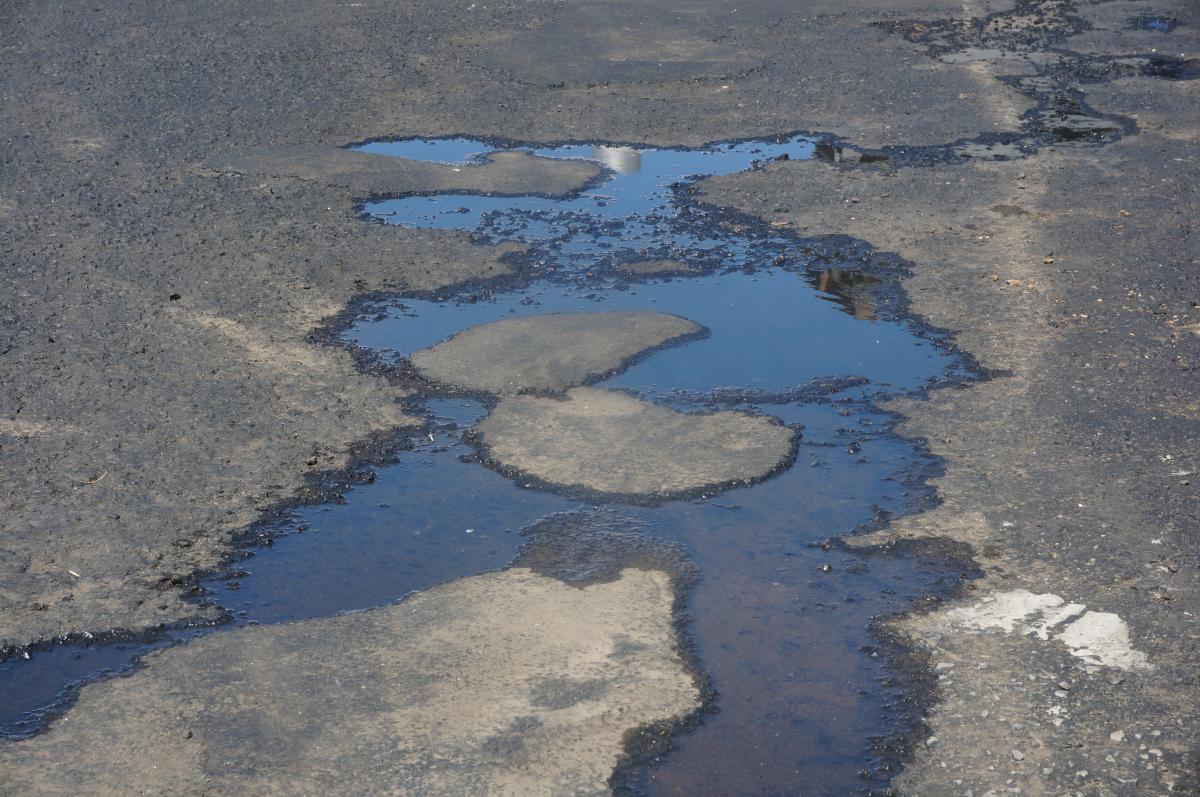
(2, 0, 1197, 794)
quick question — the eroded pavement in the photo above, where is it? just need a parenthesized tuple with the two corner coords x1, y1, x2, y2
(478, 387, 796, 499)
(2, 0, 1198, 794)
(0, 566, 698, 796)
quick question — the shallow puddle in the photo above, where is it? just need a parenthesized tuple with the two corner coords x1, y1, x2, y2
(2, 135, 979, 794)
(1133, 15, 1177, 33)
(348, 136, 978, 791)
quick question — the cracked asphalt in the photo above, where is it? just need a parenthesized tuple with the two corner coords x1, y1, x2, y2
(2, 0, 1197, 793)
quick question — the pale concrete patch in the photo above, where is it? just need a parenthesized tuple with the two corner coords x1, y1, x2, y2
(477, 386, 795, 498)
(942, 588, 1077, 634)
(410, 311, 702, 394)
(0, 568, 699, 796)
(208, 145, 603, 198)
(934, 589, 1152, 671)
(1056, 611, 1152, 671)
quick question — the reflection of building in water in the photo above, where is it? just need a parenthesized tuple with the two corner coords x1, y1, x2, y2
(814, 142, 889, 164)
(809, 268, 878, 320)
(814, 142, 845, 163)
(591, 145, 642, 174)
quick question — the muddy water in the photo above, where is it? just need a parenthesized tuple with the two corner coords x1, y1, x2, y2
(1, 136, 979, 795)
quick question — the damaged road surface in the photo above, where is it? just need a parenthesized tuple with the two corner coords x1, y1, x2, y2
(4, 132, 981, 793)
(2, 0, 1198, 795)
(1, 566, 700, 796)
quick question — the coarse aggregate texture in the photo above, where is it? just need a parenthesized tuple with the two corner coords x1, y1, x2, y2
(0, 567, 699, 796)
(615, 259, 700, 276)
(2, 0, 1198, 793)
(409, 311, 703, 394)
(476, 387, 797, 499)
(699, 2, 1200, 790)
(0, 0, 1031, 651)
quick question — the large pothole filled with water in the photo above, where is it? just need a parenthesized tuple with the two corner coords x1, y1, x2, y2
(2, 135, 983, 795)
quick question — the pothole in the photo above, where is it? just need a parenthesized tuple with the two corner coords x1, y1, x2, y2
(2, 134, 984, 793)
(339, 136, 982, 791)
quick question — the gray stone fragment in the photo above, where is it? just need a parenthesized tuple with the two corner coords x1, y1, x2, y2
(477, 386, 796, 498)
(409, 311, 703, 394)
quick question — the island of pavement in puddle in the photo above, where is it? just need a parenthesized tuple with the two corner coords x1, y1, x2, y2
(1, 136, 979, 795)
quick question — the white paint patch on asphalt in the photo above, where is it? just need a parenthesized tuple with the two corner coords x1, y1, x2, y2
(1027, 600, 1088, 641)
(940, 589, 1152, 671)
(1056, 611, 1152, 671)
(943, 589, 1073, 633)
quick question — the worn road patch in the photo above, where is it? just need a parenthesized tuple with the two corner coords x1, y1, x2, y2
(410, 311, 703, 395)
(478, 387, 796, 499)
(0, 568, 698, 796)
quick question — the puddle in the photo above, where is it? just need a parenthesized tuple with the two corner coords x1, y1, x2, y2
(1037, 110, 1123, 142)
(352, 270, 949, 397)
(1, 135, 981, 794)
(1132, 15, 1177, 33)
(346, 136, 978, 792)
(1141, 55, 1200, 80)
(954, 141, 1029, 161)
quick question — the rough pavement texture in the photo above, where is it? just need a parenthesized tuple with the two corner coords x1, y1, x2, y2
(0, 0, 1029, 648)
(701, 1, 1200, 791)
(2, 0, 1198, 793)
(514, 509, 698, 588)
(0, 567, 700, 796)
(476, 387, 796, 498)
(409, 311, 703, 394)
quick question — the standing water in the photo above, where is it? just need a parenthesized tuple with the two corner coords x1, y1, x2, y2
(345, 135, 979, 793)
(1, 135, 979, 795)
